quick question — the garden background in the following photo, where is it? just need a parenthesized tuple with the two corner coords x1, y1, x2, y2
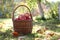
(0, 0, 60, 40)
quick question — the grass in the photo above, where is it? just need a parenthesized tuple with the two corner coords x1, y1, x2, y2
(34, 19, 60, 32)
(0, 18, 60, 40)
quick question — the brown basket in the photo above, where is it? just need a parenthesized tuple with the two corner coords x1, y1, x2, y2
(12, 5, 33, 35)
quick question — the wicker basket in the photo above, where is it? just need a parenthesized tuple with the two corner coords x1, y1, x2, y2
(12, 5, 33, 35)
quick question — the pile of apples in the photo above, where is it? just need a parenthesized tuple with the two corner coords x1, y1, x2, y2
(15, 13, 31, 21)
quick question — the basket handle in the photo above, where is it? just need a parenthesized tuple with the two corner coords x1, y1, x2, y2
(12, 5, 32, 21)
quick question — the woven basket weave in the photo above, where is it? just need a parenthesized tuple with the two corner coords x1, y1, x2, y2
(12, 5, 33, 35)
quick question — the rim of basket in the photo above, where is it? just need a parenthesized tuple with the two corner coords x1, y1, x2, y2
(14, 19, 32, 21)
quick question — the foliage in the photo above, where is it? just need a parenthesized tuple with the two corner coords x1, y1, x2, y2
(49, 2, 58, 19)
(26, 0, 58, 19)
(45, 2, 58, 19)
(26, 0, 37, 11)
(0, 0, 14, 18)
(0, 0, 59, 19)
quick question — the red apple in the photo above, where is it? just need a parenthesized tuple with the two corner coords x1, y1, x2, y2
(12, 32, 19, 37)
(15, 13, 31, 21)
(24, 13, 31, 20)
(18, 14, 26, 20)
(24, 13, 30, 17)
(26, 16, 31, 20)
(15, 16, 21, 21)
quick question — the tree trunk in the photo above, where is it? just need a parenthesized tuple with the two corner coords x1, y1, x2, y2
(37, 0, 45, 20)
(0, 0, 2, 4)
(58, 3, 60, 20)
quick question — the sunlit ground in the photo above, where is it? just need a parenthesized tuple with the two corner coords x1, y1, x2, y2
(0, 17, 60, 40)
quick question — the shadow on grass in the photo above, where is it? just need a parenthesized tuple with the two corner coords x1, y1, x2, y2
(33, 19, 60, 32)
